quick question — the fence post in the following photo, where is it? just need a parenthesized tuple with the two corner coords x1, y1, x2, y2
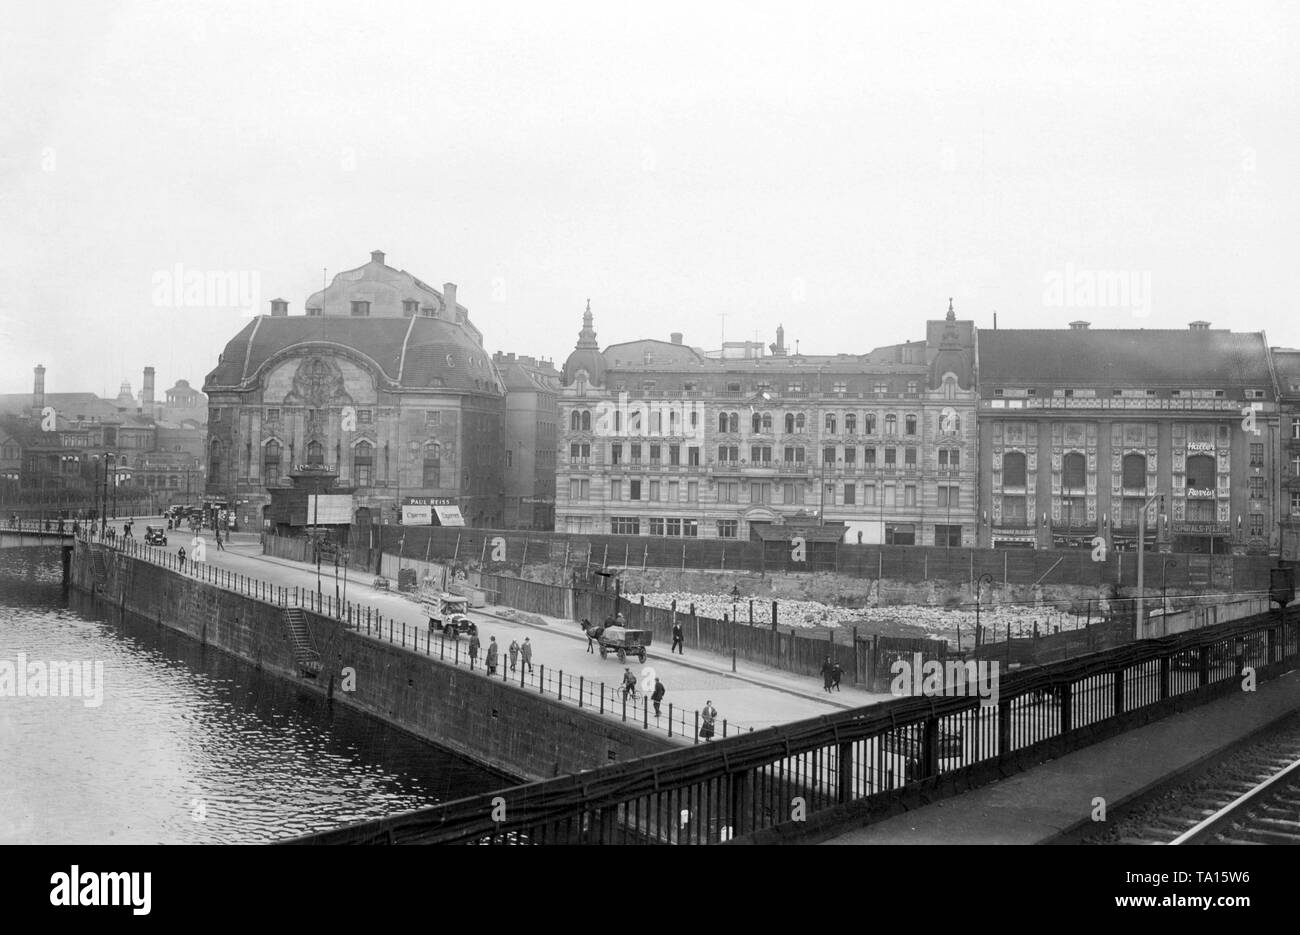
(558, 670, 563, 702)
(644, 696, 648, 729)
(622, 690, 627, 722)
(694, 710, 700, 745)
(579, 675, 584, 708)
(600, 683, 605, 714)
(668, 702, 673, 737)
(772, 600, 779, 631)
(539, 664, 545, 694)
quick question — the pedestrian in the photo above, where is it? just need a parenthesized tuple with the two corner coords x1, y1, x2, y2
(821, 656, 835, 693)
(123, 522, 130, 539)
(508, 638, 519, 672)
(486, 636, 499, 675)
(520, 636, 533, 673)
(72, 520, 80, 537)
(671, 620, 684, 654)
(216, 529, 226, 550)
(700, 700, 718, 741)
(468, 632, 481, 667)
(582, 618, 594, 653)
(178, 546, 186, 571)
(831, 662, 843, 692)
(621, 667, 637, 703)
(651, 677, 666, 717)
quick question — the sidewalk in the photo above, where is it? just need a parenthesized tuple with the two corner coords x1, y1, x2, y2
(197, 541, 896, 732)
(822, 668, 1300, 844)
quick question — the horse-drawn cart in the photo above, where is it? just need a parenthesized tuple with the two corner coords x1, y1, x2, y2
(596, 626, 652, 664)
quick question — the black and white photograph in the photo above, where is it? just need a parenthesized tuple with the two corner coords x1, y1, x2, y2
(0, 0, 1294, 910)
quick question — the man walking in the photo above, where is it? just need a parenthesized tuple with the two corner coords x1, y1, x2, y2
(651, 678, 666, 717)
(520, 636, 533, 674)
(508, 638, 520, 672)
(215, 528, 226, 551)
(671, 620, 684, 655)
(486, 636, 499, 675)
(177, 545, 186, 571)
(821, 656, 835, 693)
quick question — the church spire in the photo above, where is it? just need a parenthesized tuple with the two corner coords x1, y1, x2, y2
(946, 297, 955, 321)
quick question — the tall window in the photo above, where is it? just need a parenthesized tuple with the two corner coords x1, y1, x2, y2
(904, 415, 917, 435)
(1003, 451, 1027, 487)
(1062, 452, 1085, 489)
(354, 441, 374, 486)
(825, 414, 837, 434)
(884, 415, 897, 435)
(1121, 453, 1147, 489)
(263, 440, 282, 484)
(864, 413, 876, 434)
(1186, 454, 1215, 490)
(306, 440, 324, 466)
(209, 440, 223, 480)
(845, 414, 857, 434)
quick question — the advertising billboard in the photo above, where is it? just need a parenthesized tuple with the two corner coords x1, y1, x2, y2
(402, 505, 433, 525)
(308, 494, 354, 525)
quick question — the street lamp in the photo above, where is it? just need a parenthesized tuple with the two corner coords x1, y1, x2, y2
(974, 573, 995, 649)
(1162, 559, 1177, 617)
(731, 584, 740, 624)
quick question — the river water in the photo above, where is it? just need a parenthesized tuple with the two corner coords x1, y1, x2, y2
(0, 548, 507, 844)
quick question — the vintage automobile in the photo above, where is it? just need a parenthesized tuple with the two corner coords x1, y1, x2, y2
(144, 525, 167, 546)
(422, 593, 477, 638)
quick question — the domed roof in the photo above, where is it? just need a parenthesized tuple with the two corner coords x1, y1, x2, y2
(561, 300, 607, 387)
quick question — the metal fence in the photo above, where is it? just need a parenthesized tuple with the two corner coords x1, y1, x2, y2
(282, 603, 1299, 844)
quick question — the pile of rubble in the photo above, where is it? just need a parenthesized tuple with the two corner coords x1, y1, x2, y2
(623, 591, 1097, 637)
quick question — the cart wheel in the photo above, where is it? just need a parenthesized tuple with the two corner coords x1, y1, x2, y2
(599, 646, 607, 658)
(638, 651, 646, 664)
(617, 649, 626, 663)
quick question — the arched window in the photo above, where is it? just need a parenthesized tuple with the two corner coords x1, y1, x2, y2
(728, 412, 739, 434)
(354, 441, 374, 486)
(785, 413, 795, 434)
(864, 413, 876, 434)
(570, 410, 582, 431)
(1121, 453, 1147, 490)
(1063, 452, 1086, 489)
(752, 412, 762, 434)
(306, 440, 324, 466)
(581, 410, 591, 432)
(845, 414, 857, 434)
(884, 415, 897, 436)
(423, 443, 441, 487)
(720, 413, 730, 434)
(825, 414, 837, 434)
(264, 440, 282, 484)
(761, 412, 772, 432)
(1003, 451, 1027, 488)
(905, 415, 917, 435)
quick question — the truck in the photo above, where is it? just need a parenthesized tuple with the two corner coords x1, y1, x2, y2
(422, 593, 477, 638)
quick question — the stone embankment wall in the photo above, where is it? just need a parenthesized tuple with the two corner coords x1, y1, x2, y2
(69, 542, 672, 782)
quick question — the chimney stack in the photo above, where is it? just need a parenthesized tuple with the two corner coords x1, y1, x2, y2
(670, 332, 683, 345)
(371, 250, 386, 265)
(32, 364, 45, 418)
(143, 366, 155, 409)
(1069, 321, 1090, 330)
(443, 283, 458, 319)
(270, 298, 289, 317)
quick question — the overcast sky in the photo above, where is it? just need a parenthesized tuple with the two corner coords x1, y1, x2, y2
(2, 0, 1296, 397)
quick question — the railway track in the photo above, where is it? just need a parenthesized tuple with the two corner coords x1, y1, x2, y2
(1083, 714, 1300, 845)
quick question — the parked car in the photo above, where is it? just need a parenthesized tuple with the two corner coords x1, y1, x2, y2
(144, 525, 167, 546)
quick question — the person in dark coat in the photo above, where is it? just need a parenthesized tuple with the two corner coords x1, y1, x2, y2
(508, 639, 519, 671)
(821, 656, 835, 693)
(177, 546, 186, 571)
(486, 636, 499, 675)
(468, 632, 481, 667)
(831, 662, 843, 692)
(520, 637, 533, 673)
(700, 701, 718, 740)
(651, 678, 666, 717)
(671, 621, 684, 654)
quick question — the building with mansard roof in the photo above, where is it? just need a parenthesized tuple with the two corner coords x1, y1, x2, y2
(976, 321, 1280, 555)
(557, 300, 978, 545)
(203, 251, 505, 529)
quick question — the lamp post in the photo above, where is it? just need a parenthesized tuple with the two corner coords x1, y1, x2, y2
(974, 573, 994, 648)
(731, 584, 740, 625)
(1162, 559, 1177, 617)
